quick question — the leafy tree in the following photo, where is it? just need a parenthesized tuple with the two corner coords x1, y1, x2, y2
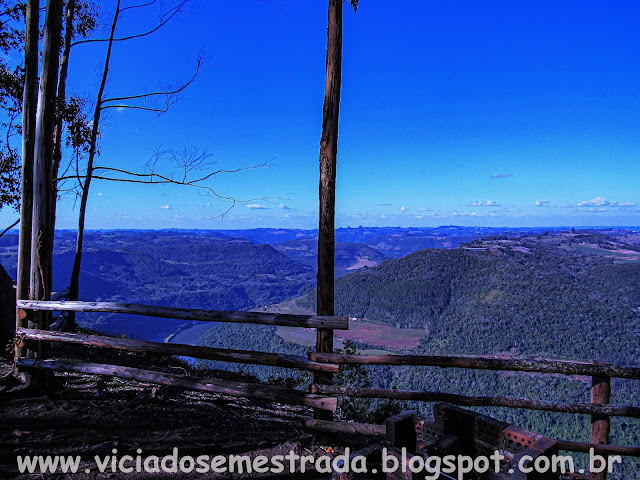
(0, 0, 26, 212)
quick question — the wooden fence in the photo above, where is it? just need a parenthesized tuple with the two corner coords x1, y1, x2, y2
(16, 300, 349, 412)
(15, 299, 640, 480)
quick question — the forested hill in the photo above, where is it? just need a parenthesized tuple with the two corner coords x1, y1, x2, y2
(298, 231, 640, 366)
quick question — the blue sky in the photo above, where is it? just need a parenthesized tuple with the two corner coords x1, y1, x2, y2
(4, 0, 640, 229)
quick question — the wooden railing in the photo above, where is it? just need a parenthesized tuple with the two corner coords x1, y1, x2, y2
(16, 300, 349, 413)
(306, 350, 640, 480)
(15, 299, 640, 480)
(17, 300, 349, 329)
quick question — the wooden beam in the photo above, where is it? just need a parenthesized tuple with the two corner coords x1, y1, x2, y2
(309, 352, 640, 380)
(311, 384, 640, 418)
(16, 300, 349, 330)
(304, 419, 385, 437)
(18, 328, 338, 373)
(17, 358, 337, 411)
(557, 440, 640, 458)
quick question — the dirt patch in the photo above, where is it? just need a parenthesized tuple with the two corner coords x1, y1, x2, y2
(345, 257, 379, 271)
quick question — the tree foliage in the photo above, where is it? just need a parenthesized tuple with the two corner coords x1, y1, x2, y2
(0, 0, 98, 213)
(0, 0, 25, 210)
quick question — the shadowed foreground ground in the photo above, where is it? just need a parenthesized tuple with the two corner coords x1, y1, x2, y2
(0, 348, 370, 479)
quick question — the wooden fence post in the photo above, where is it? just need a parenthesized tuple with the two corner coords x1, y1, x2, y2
(590, 374, 611, 480)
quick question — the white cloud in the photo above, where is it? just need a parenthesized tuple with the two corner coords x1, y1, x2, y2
(490, 173, 512, 179)
(534, 200, 549, 206)
(278, 204, 291, 210)
(578, 196, 609, 207)
(611, 201, 635, 207)
(470, 200, 498, 207)
(416, 208, 437, 216)
(160, 205, 171, 209)
(450, 211, 490, 217)
(97, 193, 104, 197)
(400, 206, 407, 211)
(199, 202, 213, 207)
(246, 204, 269, 209)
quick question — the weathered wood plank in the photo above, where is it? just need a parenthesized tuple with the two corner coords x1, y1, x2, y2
(304, 419, 385, 437)
(18, 328, 339, 373)
(311, 384, 640, 418)
(17, 358, 337, 411)
(17, 300, 349, 330)
(309, 352, 640, 380)
(557, 440, 640, 458)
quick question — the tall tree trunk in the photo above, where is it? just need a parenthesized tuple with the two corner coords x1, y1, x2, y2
(68, 0, 121, 316)
(15, 0, 39, 364)
(30, 0, 64, 362)
(50, 0, 76, 329)
(315, 0, 343, 420)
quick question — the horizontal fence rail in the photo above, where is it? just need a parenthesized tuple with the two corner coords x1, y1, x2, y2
(17, 358, 337, 411)
(18, 328, 339, 373)
(556, 440, 640, 457)
(310, 384, 640, 418)
(309, 352, 640, 380)
(17, 300, 350, 330)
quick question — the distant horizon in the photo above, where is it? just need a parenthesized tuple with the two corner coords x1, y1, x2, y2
(2, 224, 640, 234)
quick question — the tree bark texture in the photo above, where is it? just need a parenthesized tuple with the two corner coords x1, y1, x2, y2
(29, 0, 63, 361)
(15, 0, 39, 362)
(315, 0, 343, 418)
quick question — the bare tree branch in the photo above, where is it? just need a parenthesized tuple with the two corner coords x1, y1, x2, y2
(119, 0, 158, 14)
(0, 218, 19, 238)
(101, 55, 202, 105)
(57, 163, 269, 203)
(100, 104, 166, 113)
(57, 147, 272, 206)
(71, 0, 187, 46)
